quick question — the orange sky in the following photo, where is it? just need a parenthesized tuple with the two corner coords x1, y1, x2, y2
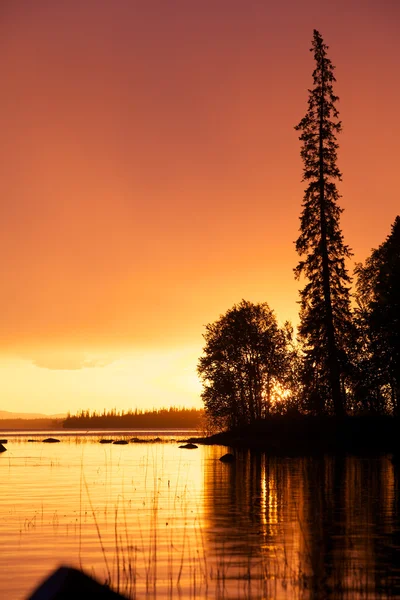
(0, 0, 399, 415)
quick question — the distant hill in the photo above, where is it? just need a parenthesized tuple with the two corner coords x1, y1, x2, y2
(0, 410, 66, 420)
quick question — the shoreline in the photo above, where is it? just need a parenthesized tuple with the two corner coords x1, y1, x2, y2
(188, 414, 400, 455)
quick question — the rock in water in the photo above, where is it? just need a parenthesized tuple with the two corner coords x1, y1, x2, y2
(42, 438, 61, 443)
(179, 443, 198, 449)
(27, 565, 126, 599)
(0, 439, 7, 444)
(113, 440, 129, 445)
(99, 439, 113, 444)
(220, 453, 235, 463)
(0, 443, 6, 453)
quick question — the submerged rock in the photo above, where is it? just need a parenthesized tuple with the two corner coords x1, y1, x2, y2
(42, 438, 61, 443)
(113, 440, 129, 445)
(179, 443, 198, 449)
(130, 437, 163, 443)
(0, 443, 6, 453)
(28, 439, 40, 442)
(220, 453, 235, 463)
(99, 439, 113, 444)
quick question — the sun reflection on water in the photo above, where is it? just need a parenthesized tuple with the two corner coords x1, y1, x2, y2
(0, 434, 400, 599)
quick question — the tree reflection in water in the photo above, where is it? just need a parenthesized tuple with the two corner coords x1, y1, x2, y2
(203, 447, 400, 599)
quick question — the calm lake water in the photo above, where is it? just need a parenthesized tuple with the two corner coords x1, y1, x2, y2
(0, 430, 399, 599)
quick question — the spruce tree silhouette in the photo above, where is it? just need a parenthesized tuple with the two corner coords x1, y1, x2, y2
(355, 216, 400, 414)
(295, 30, 353, 417)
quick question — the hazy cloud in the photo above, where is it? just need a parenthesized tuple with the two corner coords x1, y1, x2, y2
(27, 351, 115, 371)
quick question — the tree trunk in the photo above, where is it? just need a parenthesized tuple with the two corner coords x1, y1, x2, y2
(318, 70, 345, 419)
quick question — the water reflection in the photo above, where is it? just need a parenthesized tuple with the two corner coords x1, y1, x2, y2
(203, 449, 400, 599)
(2, 435, 400, 599)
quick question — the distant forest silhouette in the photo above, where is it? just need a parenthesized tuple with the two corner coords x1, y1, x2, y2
(197, 31, 400, 431)
(63, 407, 203, 429)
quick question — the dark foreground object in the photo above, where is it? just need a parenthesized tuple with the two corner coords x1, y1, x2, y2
(28, 566, 127, 599)
(0, 439, 7, 443)
(220, 453, 235, 463)
(0, 443, 6, 453)
(190, 415, 400, 455)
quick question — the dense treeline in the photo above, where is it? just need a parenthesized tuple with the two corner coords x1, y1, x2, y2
(197, 31, 400, 430)
(353, 217, 400, 414)
(63, 407, 203, 429)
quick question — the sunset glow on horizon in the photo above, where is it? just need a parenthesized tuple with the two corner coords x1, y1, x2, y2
(1, 0, 399, 414)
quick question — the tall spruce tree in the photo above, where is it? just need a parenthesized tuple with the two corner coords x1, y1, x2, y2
(294, 30, 353, 417)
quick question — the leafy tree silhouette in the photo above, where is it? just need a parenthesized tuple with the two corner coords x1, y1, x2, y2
(197, 300, 291, 428)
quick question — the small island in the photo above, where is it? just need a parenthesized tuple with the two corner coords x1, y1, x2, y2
(190, 33, 400, 456)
